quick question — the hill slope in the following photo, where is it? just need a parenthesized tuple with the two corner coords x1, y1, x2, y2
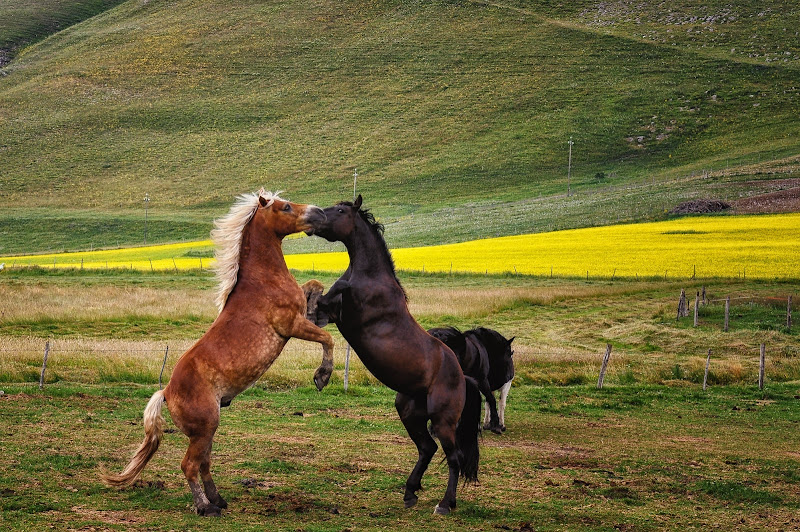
(0, 0, 798, 254)
(0, 0, 127, 65)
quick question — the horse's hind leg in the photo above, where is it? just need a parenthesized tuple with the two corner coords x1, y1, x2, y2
(395, 393, 437, 509)
(201, 458, 227, 509)
(182, 432, 224, 516)
(171, 394, 224, 516)
(429, 417, 460, 515)
(428, 379, 467, 515)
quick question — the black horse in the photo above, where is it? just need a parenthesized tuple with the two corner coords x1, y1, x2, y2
(428, 327, 514, 434)
(308, 195, 481, 515)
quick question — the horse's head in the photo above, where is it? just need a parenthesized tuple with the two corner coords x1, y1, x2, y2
(311, 194, 364, 243)
(473, 328, 515, 388)
(255, 191, 326, 238)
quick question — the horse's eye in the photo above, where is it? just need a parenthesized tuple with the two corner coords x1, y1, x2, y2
(337, 208, 344, 214)
(283, 204, 291, 212)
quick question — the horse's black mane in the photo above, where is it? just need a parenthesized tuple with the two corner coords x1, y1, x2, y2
(339, 200, 407, 300)
(339, 200, 385, 235)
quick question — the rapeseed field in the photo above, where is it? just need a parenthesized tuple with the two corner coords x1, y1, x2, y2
(3, 214, 798, 280)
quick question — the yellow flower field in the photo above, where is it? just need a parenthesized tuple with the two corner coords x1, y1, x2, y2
(2, 214, 799, 280)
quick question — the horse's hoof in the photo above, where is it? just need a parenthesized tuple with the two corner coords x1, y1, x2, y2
(314, 367, 332, 391)
(197, 504, 222, 517)
(214, 498, 228, 509)
(433, 505, 450, 515)
(404, 497, 418, 508)
(483, 423, 503, 434)
(500, 425, 507, 432)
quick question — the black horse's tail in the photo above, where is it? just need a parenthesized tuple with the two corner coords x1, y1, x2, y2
(457, 376, 481, 482)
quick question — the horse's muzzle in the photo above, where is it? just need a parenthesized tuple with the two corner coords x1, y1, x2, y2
(303, 206, 327, 235)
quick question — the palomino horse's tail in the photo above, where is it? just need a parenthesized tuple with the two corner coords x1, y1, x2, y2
(456, 376, 481, 482)
(100, 389, 166, 488)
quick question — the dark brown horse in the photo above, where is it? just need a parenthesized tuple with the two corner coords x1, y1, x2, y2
(428, 327, 515, 433)
(309, 195, 481, 515)
(101, 190, 334, 516)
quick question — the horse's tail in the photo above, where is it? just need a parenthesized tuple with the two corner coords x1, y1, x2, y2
(457, 376, 481, 483)
(100, 389, 166, 488)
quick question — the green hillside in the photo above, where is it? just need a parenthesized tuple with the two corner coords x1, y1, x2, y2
(0, 0, 798, 254)
(0, 0, 127, 65)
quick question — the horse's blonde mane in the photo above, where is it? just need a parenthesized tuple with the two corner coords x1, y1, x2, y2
(211, 189, 283, 313)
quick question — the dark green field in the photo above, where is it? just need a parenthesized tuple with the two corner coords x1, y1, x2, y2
(1, 0, 799, 254)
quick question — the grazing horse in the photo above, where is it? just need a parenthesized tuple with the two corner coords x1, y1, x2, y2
(101, 190, 334, 516)
(428, 327, 515, 433)
(309, 195, 481, 515)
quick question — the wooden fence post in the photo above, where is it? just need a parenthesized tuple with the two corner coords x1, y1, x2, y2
(703, 349, 711, 391)
(677, 289, 687, 319)
(344, 344, 351, 392)
(701, 286, 706, 305)
(597, 344, 612, 389)
(788, 295, 793, 330)
(693, 292, 700, 327)
(39, 340, 51, 389)
(724, 296, 730, 332)
(759, 343, 766, 390)
(159, 345, 169, 390)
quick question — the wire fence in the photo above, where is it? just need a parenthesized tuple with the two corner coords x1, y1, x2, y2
(3, 337, 798, 392)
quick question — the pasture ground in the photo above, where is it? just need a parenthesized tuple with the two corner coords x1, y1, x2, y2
(0, 269, 798, 530)
(2, 382, 800, 531)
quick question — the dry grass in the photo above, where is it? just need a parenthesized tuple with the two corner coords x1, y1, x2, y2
(0, 283, 216, 322)
(0, 273, 796, 388)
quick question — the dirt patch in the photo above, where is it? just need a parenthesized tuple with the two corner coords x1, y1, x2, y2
(670, 436, 712, 444)
(670, 199, 730, 215)
(244, 492, 318, 515)
(70, 505, 147, 525)
(732, 179, 800, 214)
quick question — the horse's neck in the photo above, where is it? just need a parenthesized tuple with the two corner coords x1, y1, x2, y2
(238, 221, 290, 284)
(345, 222, 392, 278)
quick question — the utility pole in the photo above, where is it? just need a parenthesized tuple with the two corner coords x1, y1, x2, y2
(567, 137, 574, 197)
(144, 193, 150, 245)
(344, 168, 358, 392)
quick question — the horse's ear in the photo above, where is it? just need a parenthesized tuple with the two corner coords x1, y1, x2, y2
(508, 336, 516, 345)
(354, 194, 363, 210)
(259, 195, 269, 207)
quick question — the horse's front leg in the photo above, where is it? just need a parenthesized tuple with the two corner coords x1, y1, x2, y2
(324, 279, 351, 299)
(290, 317, 335, 390)
(479, 379, 503, 434)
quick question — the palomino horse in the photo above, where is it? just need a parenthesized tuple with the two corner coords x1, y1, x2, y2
(101, 190, 334, 516)
(428, 327, 515, 433)
(309, 195, 481, 515)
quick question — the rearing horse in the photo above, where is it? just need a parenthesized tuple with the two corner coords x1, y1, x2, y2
(101, 190, 334, 516)
(310, 195, 481, 515)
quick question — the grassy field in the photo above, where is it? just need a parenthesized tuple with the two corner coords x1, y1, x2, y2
(4, 381, 800, 531)
(1, 0, 799, 253)
(1, 268, 797, 386)
(0, 267, 798, 529)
